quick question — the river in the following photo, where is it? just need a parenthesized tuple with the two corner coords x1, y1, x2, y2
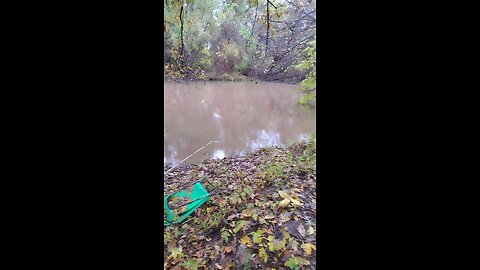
(164, 81, 316, 167)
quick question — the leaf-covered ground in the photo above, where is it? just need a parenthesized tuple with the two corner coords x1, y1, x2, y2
(164, 136, 316, 270)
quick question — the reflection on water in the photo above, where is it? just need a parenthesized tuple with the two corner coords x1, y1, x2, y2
(164, 81, 316, 167)
(248, 129, 282, 152)
(212, 149, 226, 160)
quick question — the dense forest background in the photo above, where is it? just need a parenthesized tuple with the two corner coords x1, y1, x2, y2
(164, 0, 316, 104)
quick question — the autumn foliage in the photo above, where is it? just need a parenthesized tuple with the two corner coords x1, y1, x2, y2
(164, 136, 316, 269)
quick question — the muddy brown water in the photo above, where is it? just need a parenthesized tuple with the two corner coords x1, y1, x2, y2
(164, 81, 316, 168)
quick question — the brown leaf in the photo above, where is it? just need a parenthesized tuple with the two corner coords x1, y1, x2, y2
(281, 250, 292, 262)
(224, 245, 236, 253)
(225, 261, 235, 269)
(240, 235, 253, 247)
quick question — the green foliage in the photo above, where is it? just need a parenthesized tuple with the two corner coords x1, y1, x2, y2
(295, 133, 316, 175)
(251, 229, 263, 244)
(182, 257, 200, 270)
(164, 0, 316, 83)
(234, 58, 250, 74)
(265, 162, 285, 183)
(299, 91, 315, 106)
(300, 77, 316, 90)
(285, 256, 300, 270)
(213, 73, 247, 81)
(224, 43, 240, 59)
(296, 41, 316, 106)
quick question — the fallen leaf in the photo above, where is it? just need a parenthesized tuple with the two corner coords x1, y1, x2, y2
(240, 235, 253, 247)
(301, 243, 316, 255)
(233, 220, 250, 233)
(291, 239, 299, 251)
(163, 138, 317, 270)
(221, 231, 230, 243)
(184, 258, 200, 270)
(298, 224, 306, 237)
(290, 198, 303, 206)
(259, 247, 269, 263)
(259, 217, 267, 225)
(278, 190, 290, 199)
(169, 247, 183, 259)
(285, 256, 299, 269)
(279, 214, 291, 223)
(224, 245, 236, 253)
(241, 209, 251, 218)
(268, 238, 285, 252)
(281, 249, 293, 261)
(278, 198, 291, 208)
(225, 260, 235, 269)
(252, 230, 264, 244)
(297, 257, 311, 266)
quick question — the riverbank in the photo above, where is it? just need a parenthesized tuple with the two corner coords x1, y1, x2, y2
(164, 135, 316, 269)
(164, 72, 303, 85)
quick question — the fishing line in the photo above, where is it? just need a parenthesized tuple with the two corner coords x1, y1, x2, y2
(164, 140, 220, 175)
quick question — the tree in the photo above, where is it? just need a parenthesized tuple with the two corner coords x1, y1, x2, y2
(164, 0, 316, 83)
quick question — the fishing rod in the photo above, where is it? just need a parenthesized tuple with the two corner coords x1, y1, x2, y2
(164, 140, 220, 175)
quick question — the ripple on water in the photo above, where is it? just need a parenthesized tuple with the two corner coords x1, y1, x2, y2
(164, 81, 316, 167)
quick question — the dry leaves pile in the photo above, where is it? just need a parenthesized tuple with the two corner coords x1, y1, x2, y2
(164, 138, 316, 270)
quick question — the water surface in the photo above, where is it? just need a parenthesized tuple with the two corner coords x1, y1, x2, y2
(164, 81, 316, 167)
